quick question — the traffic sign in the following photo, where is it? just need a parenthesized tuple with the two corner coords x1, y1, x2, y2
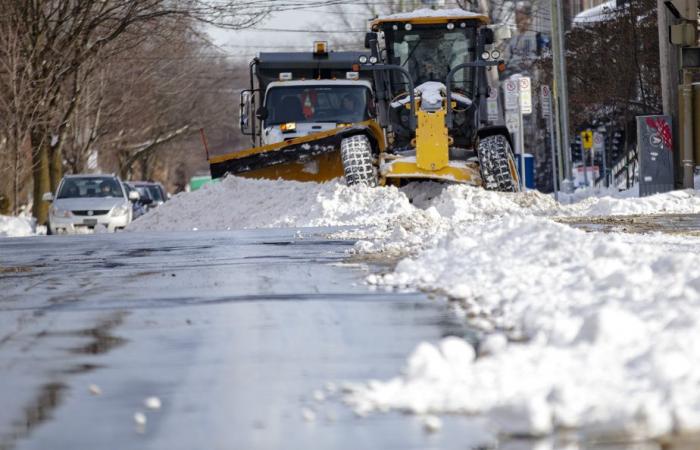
(581, 130, 593, 150)
(519, 77, 532, 115)
(504, 80, 519, 111)
(487, 87, 499, 122)
(540, 85, 552, 118)
(505, 110, 519, 134)
(593, 132, 605, 151)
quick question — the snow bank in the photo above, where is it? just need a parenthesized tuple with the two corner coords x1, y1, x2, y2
(128, 176, 415, 232)
(0, 215, 35, 238)
(130, 176, 700, 233)
(348, 206, 700, 440)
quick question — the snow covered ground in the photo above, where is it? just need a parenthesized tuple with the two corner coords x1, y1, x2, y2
(130, 176, 700, 441)
(0, 215, 37, 238)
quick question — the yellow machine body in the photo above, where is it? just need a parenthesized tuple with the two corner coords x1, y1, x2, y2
(370, 12, 489, 30)
(378, 98, 482, 186)
(415, 108, 450, 171)
(209, 120, 385, 183)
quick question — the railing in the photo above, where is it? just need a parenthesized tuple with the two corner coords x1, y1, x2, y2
(610, 146, 638, 190)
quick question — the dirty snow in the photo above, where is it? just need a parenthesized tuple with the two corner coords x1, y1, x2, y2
(128, 175, 700, 441)
(0, 215, 36, 238)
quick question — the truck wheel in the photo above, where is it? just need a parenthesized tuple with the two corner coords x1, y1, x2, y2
(341, 135, 377, 187)
(477, 135, 521, 192)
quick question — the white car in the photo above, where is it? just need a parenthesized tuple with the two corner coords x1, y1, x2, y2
(44, 175, 139, 234)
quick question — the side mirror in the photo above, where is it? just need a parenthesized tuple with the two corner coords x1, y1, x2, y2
(481, 28, 495, 45)
(42, 192, 54, 202)
(141, 197, 154, 205)
(128, 191, 140, 201)
(364, 32, 377, 49)
(240, 91, 253, 134)
(255, 106, 268, 121)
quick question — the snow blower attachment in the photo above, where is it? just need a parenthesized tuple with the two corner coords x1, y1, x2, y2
(342, 9, 521, 191)
(209, 47, 384, 183)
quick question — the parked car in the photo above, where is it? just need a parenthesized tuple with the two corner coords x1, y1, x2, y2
(124, 183, 149, 220)
(130, 181, 167, 210)
(44, 174, 139, 234)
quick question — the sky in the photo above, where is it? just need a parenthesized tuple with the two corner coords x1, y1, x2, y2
(207, 3, 375, 62)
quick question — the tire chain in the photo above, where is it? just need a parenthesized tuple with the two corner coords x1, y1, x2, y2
(341, 135, 377, 187)
(478, 135, 519, 192)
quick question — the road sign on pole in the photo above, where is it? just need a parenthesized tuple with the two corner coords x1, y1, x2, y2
(504, 80, 519, 111)
(541, 85, 552, 118)
(487, 87, 499, 123)
(519, 77, 532, 115)
(505, 110, 519, 134)
(581, 130, 593, 150)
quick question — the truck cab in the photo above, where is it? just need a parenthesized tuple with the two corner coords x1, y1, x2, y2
(260, 79, 374, 145)
(210, 43, 385, 183)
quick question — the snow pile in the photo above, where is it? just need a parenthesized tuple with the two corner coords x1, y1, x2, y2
(128, 176, 415, 232)
(348, 214, 700, 440)
(559, 188, 700, 217)
(130, 177, 700, 233)
(0, 215, 35, 238)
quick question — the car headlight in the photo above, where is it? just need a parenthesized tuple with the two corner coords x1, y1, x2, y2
(111, 204, 130, 217)
(50, 206, 72, 218)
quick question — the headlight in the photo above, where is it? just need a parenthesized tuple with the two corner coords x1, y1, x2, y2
(491, 50, 502, 60)
(359, 55, 368, 64)
(50, 206, 72, 218)
(111, 204, 130, 217)
(481, 51, 491, 61)
(369, 56, 378, 64)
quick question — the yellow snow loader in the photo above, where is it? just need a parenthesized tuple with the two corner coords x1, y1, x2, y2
(344, 9, 520, 191)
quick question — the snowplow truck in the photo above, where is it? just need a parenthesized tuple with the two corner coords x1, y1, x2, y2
(344, 9, 520, 191)
(209, 43, 384, 182)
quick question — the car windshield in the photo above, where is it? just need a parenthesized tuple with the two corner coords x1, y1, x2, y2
(145, 185, 164, 202)
(57, 177, 124, 199)
(134, 186, 153, 200)
(265, 85, 371, 126)
(390, 26, 476, 92)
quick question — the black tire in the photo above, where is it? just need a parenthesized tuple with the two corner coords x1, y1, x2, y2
(341, 134, 377, 187)
(477, 134, 521, 192)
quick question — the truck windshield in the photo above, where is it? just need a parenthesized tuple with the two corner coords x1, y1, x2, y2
(265, 85, 370, 126)
(390, 26, 476, 93)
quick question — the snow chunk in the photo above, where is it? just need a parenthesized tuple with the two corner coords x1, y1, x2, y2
(0, 215, 35, 238)
(376, 8, 487, 22)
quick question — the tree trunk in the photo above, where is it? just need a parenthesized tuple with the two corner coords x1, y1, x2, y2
(31, 128, 51, 224)
(49, 144, 63, 193)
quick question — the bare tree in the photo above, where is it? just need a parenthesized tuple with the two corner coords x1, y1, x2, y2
(0, 0, 273, 223)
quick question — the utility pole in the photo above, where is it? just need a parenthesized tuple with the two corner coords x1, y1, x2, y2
(550, 0, 573, 192)
(660, 0, 699, 189)
(657, 0, 681, 187)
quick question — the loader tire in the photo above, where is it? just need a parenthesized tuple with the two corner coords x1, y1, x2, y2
(341, 134, 377, 187)
(477, 134, 521, 192)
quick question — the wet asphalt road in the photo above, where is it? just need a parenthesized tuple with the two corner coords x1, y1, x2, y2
(0, 228, 497, 450)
